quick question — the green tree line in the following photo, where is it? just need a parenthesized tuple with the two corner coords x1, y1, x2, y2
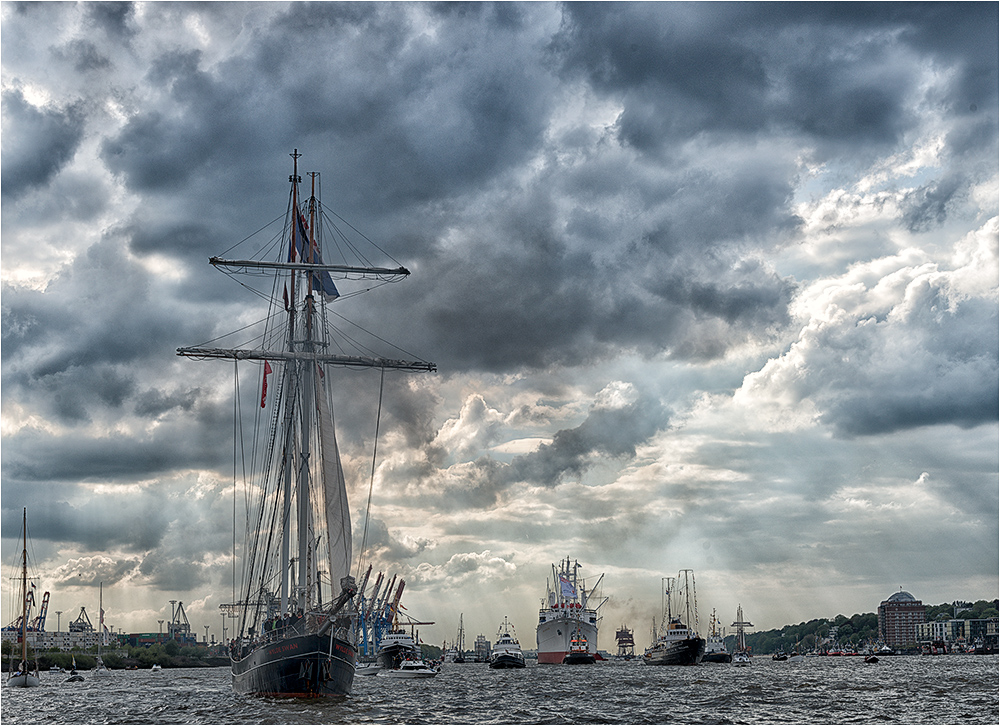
(2, 639, 228, 671)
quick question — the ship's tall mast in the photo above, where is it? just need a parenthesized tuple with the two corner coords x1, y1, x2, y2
(280, 151, 303, 615)
(19, 508, 28, 669)
(293, 150, 315, 614)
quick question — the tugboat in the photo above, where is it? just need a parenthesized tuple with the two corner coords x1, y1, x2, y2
(643, 570, 705, 666)
(702, 609, 732, 664)
(490, 617, 526, 669)
(562, 625, 597, 665)
(179, 150, 435, 697)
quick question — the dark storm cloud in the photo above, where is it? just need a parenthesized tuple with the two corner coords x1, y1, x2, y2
(52, 39, 113, 73)
(357, 516, 430, 562)
(101, 48, 251, 192)
(2, 237, 201, 416)
(136, 551, 211, 591)
(51, 556, 141, 589)
(71, 2, 827, 376)
(416, 389, 674, 508)
(2, 498, 167, 552)
(1, 89, 86, 201)
(900, 174, 967, 233)
(820, 295, 1000, 438)
(555, 2, 997, 156)
(83, 2, 137, 41)
(503, 395, 671, 487)
(2, 416, 227, 483)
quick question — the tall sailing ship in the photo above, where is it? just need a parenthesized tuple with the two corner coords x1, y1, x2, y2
(536, 558, 606, 664)
(6, 509, 40, 688)
(179, 150, 434, 697)
(615, 624, 636, 660)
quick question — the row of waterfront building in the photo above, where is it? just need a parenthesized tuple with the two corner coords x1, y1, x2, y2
(878, 590, 997, 652)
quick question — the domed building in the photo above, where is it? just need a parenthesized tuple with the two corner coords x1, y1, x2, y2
(878, 589, 925, 649)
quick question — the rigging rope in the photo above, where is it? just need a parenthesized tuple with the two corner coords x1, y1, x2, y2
(356, 366, 386, 578)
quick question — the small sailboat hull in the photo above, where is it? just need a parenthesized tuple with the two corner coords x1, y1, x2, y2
(7, 673, 40, 688)
(231, 633, 356, 697)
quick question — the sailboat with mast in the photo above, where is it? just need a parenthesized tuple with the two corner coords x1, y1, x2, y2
(6, 509, 40, 688)
(92, 582, 110, 676)
(178, 150, 435, 697)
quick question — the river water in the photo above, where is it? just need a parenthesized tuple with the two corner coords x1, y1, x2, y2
(2, 656, 997, 724)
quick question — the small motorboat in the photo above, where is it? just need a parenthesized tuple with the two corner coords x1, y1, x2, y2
(377, 658, 438, 678)
(355, 662, 381, 676)
(151, 664, 162, 672)
(864, 654, 879, 664)
(489, 617, 526, 669)
(732, 651, 751, 667)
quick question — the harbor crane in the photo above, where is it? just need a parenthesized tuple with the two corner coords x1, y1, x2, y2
(69, 606, 94, 632)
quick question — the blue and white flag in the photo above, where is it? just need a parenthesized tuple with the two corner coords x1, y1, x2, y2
(559, 574, 576, 599)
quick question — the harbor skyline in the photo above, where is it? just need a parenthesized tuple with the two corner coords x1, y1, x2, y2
(2, 1, 997, 651)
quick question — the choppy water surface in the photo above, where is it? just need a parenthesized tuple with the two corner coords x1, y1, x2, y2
(2, 656, 997, 724)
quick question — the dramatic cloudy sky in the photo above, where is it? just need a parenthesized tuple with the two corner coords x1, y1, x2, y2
(2, 2, 997, 648)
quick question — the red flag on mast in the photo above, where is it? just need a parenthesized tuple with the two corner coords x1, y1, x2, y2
(261, 361, 272, 408)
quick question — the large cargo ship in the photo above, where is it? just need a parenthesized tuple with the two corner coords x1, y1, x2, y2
(536, 558, 606, 664)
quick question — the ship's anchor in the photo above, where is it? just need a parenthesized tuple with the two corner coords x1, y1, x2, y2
(298, 659, 314, 689)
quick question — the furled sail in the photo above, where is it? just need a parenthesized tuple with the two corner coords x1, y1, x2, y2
(316, 366, 352, 590)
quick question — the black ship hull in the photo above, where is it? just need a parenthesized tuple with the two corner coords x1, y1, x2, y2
(645, 637, 705, 665)
(562, 651, 596, 664)
(489, 654, 526, 669)
(231, 632, 356, 697)
(702, 650, 732, 663)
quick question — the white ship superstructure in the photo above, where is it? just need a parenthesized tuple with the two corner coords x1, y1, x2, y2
(536, 558, 606, 664)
